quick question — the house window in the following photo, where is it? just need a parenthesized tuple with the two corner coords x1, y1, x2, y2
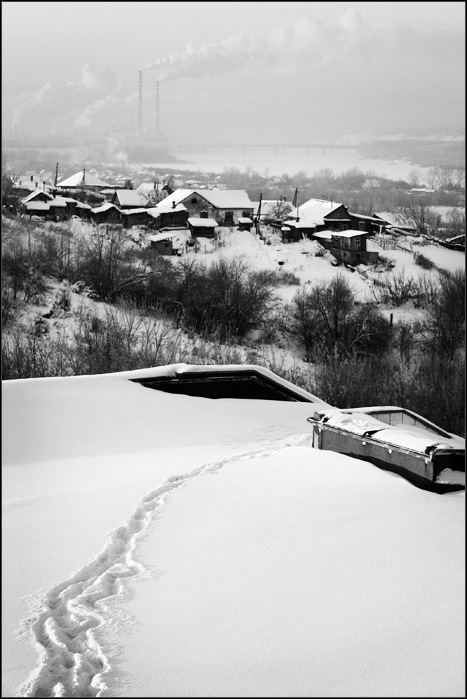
(355, 237, 361, 247)
(191, 197, 198, 205)
(359, 221, 365, 231)
(224, 211, 234, 224)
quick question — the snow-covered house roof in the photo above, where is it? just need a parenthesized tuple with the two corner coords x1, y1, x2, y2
(48, 197, 68, 208)
(112, 190, 148, 208)
(120, 208, 150, 216)
(284, 198, 344, 229)
(146, 202, 188, 218)
(146, 232, 179, 244)
(158, 189, 254, 211)
(25, 201, 50, 211)
(187, 217, 218, 228)
(14, 174, 54, 192)
(375, 211, 417, 230)
(330, 229, 370, 238)
(57, 170, 111, 189)
(21, 189, 54, 204)
(91, 202, 120, 214)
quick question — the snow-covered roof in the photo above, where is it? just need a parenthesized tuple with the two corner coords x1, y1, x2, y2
(187, 217, 218, 227)
(284, 198, 344, 228)
(315, 406, 464, 452)
(91, 202, 120, 214)
(57, 170, 111, 189)
(113, 190, 148, 208)
(146, 202, 188, 217)
(312, 231, 333, 240)
(120, 208, 150, 216)
(147, 232, 179, 243)
(21, 189, 54, 203)
(158, 189, 254, 210)
(25, 201, 50, 211)
(48, 198, 68, 208)
(375, 211, 416, 229)
(238, 217, 253, 223)
(2, 365, 464, 698)
(330, 229, 369, 238)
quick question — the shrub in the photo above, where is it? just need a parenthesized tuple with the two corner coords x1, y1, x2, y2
(414, 252, 435, 269)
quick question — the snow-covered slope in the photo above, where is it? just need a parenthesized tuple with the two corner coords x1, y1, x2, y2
(2, 368, 465, 697)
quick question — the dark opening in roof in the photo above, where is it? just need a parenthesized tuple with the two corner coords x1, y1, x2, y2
(131, 369, 314, 402)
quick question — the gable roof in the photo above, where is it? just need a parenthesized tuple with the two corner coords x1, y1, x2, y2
(375, 211, 417, 229)
(158, 189, 254, 210)
(284, 198, 344, 228)
(112, 190, 148, 208)
(21, 189, 54, 204)
(57, 170, 111, 189)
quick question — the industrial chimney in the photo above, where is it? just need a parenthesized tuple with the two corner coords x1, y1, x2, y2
(138, 70, 143, 136)
(155, 81, 160, 140)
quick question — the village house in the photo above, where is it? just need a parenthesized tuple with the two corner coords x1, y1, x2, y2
(374, 211, 417, 235)
(157, 189, 254, 226)
(56, 169, 112, 192)
(121, 208, 153, 228)
(328, 229, 379, 266)
(111, 189, 149, 209)
(147, 201, 189, 230)
(90, 202, 122, 225)
(13, 174, 55, 197)
(282, 199, 351, 241)
(20, 190, 69, 221)
(281, 198, 384, 242)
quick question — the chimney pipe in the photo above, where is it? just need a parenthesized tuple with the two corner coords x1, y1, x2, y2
(138, 70, 143, 136)
(155, 81, 160, 139)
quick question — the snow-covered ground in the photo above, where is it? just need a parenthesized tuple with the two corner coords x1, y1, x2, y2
(2, 367, 465, 697)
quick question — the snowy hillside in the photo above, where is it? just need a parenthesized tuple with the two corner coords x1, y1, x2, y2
(2, 367, 464, 697)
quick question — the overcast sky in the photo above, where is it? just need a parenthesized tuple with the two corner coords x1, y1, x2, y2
(2, 1, 465, 143)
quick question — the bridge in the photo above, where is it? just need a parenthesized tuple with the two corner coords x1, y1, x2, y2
(176, 143, 359, 155)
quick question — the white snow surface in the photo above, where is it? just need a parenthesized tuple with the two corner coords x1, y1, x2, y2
(2, 367, 465, 698)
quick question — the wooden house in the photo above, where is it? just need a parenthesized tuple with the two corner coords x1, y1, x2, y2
(282, 199, 352, 239)
(347, 212, 385, 235)
(56, 169, 111, 192)
(91, 203, 122, 225)
(157, 189, 254, 226)
(187, 217, 218, 238)
(147, 203, 189, 230)
(47, 197, 69, 220)
(111, 189, 148, 209)
(121, 208, 152, 228)
(330, 230, 379, 266)
(14, 174, 55, 198)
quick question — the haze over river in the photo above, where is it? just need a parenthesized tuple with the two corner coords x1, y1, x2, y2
(146, 144, 432, 183)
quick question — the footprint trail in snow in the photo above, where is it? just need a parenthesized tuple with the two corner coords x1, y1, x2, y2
(18, 433, 313, 697)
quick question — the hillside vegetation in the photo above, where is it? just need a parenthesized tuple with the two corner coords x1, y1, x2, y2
(2, 215, 465, 436)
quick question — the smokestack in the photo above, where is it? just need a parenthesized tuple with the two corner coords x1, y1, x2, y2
(138, 70, 143, 136)
(155, 81, 160, 139)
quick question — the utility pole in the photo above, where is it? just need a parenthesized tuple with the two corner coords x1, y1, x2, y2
(256, 193, 262, 235)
